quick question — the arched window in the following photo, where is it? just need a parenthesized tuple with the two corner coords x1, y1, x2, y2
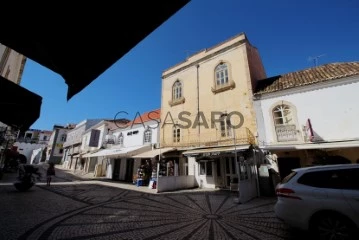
(215, 63, 229, 86)
(118, 132, 124, 146)
(144, 128, 152, 144)
(220, 114, 232, 137)
(173, 125, 181, 143)
(172, 80, 182, 101)
(272, 103, 298, 142)
(273, 105, 293, 125)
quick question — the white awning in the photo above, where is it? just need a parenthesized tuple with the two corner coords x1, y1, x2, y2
(261, 140, 359, 150)
(183, 144, 250, 156)
(82, 150, 101, 158)
(132, 147, 176, 158)
(87, 145, 151, 158)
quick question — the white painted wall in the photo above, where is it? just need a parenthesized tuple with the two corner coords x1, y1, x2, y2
(64, 124, 86, 147)
(113, 121, 160, 148)
(38, 131, 52, 144)
(13, 142, 46, 164)
(81, 123, 107, 152)
(256, 77, 359, 144)
(64, 119, 103, 147)
(157, 176, 198, 192)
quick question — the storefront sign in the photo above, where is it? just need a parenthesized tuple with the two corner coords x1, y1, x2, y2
(203, 152, 221, 156)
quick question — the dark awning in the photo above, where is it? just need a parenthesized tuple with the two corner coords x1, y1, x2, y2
(0, 1, 190, 100)
(0, 76, 42, 131)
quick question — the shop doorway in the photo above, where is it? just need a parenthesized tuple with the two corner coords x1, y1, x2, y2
(198, 159, 215, 188)
(224, 156, 237, 188)
(277, 157, 301, 180)
(125, 158, 134, 182)
(112, 159, 121, 180)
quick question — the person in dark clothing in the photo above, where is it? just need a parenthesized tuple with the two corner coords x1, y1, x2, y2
(46, 162, 55, 186)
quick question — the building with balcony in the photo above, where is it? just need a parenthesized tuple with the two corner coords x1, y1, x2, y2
(160, 33, 266, 199)
(79, 119, 130, 175)
(83, 110, 162, 184)
(62, 120, 103, 169)
(254, 62, 359, 180)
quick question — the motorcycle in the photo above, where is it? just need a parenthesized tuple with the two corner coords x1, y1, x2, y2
(14, 164, 42, 191)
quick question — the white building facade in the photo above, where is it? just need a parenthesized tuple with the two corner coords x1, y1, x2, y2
(254, 62, 359, 180)
(80, 119, 129, 175)
(84, 110, 162, 185)
(62, 120, 103, 170)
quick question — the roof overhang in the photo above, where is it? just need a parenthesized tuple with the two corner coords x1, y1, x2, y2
(132, 147, 176, 158)
(0, 1, 190, 100)
(0, 76, 42, 131)
(88, 145, 152, 158)
(261, 140, 359, 151)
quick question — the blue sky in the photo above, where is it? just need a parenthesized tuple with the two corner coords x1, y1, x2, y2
(21, 0, 359, 130)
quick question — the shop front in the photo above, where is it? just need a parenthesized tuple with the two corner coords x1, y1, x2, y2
(85, 145, 152, 181)
(132, 147, 182, 190)
(183, 144, 260, 203)
(262, 140, 359, 180)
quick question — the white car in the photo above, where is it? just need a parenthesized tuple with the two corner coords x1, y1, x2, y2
(274, 164, 359, 240)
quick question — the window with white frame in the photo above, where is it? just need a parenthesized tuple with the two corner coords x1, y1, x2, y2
(172, 80, 182, 101)
(118, 133, 124, 146)
(215, 63, 229, 86)
(220, 114, 232, 137)
(273, 104, 293, 125)
(144, 128, 152, 143)
(173, 125, 181, 143)
(272, 104, 298, 142)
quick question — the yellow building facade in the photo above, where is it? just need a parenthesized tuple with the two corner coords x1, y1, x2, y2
(161, 33, 266, 148)
(159, 33, 267, 193)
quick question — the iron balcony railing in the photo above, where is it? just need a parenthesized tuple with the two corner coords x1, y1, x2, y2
(161, 127, 255, 148)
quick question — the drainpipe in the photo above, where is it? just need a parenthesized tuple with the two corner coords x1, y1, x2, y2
(196, 64, 200, 142)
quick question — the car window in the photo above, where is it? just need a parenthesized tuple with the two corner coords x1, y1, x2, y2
(281, 171, 297, 184)
(297, 168, 359, 189)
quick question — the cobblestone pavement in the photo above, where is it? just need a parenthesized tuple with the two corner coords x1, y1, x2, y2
(0, 167, 307, 240)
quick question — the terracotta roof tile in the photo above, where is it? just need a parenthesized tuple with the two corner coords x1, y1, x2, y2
(254, 62, 359, 95)
(128, 109, 160, 126)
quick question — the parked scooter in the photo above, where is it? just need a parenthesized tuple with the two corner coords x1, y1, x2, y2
(14, 164, 42, 192)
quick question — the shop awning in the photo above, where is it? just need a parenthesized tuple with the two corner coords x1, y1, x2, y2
(0, 1, 190, 100)
(132, 147, 176, 158)
(261, 140, 359, 150)
(183, 144, 251, 156)
(82, 150, 101, 158)
(0, 76, 42, 131)
(88, 145, 152, 158)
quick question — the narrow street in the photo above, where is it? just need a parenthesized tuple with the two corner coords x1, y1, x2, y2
(0, 166, 306, 240)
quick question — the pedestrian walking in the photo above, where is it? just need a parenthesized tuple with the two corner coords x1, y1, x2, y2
(46, 162, 55, 186)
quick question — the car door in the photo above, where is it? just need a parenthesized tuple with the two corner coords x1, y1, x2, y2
(340, 168, 359, 216)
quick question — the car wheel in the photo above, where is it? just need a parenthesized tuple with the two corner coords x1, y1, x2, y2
(311, 213, 356, 240)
